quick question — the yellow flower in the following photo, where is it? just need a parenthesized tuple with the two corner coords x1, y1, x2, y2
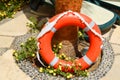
(67, 73, 73, 78)
(47, 66, 51, 68)
(28, 37, 32, 41)
(12, 50, 16, 53)
(11, 14, 15, 18)
(54, 53, 57, 56)
(8, 3, 11, 6)
(59, 43, 62, 46)
(20, 42, 24, 46)
(39, 67, 43, 72)
(67, 75, 70, 79)
(58, 45, 62, 49)
(85, 70, 89, 76)
(49, 70, 54, 73)
(78, 31, 83, 36)
(69, 74, 73, 77)
(32, 54, 35, 57)
(78, 63, 81, 66)
(58, 65, 62, 70)
(0, 12, 4, 17)
(87, 72, 89, 76)
(16, 58, 19, 61)
(68, 57, 71, 60)
(58, 43, 62, 49)
(14, 52, 18, 57)
(65, 57, 69, 61)
(53, 73, 56, 76)
(59, 62, 62, 65)
(62, 53, 65, 55)
(13, 12, 16, 15)
(61, 53, 66, 58)
(69, 66, 72, 69)
(54, 69, 57, 72)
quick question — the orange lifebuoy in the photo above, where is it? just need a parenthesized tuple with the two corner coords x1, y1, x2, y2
(37, 11, 103, 72)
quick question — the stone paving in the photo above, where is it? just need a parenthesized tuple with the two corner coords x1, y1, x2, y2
(0, 11, 31, 80)
(0, 10, 120, 80)
(101, 25, 120, 80)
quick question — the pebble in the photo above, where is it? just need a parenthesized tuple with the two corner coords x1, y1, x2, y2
(11, 32, 39, 50)
(13, 33, 114, 80)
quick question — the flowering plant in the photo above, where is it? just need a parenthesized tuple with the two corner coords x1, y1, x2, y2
(0, 0, 29, 21)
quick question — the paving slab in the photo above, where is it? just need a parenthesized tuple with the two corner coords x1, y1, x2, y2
(0, 48, 9, 56)
(0, 36, 14, 48)
(111, 43, 120, 55)
(101, 55, 120, 80)
(102, 28, 114, 40)
(0, 49, 31, 80)
(109, 25, 120, 44)
(0, 11, 30, 36)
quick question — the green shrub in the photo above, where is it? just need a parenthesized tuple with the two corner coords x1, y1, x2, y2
(13, 38, 89, 78)
(13, 37, 37, 61)
(0, 0, 30, 21)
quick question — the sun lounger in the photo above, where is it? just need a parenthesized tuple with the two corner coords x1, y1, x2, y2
(99, 0, 120, 24)
(86, 0, 120, 25)
(86, 0, 120, 10)
(81, 1, 118, 32)
(30, 0, 119, 32)
(99, 0, 120, 11)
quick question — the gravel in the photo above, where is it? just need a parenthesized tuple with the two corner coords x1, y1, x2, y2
(12, 33, 114, 80)
(11, 32, 39, 50)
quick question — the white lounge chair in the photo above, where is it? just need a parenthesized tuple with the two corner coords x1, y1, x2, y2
(30, 0, 119, 32)
(81, 1, 119, 32)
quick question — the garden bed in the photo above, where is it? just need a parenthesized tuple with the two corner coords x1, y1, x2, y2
(11, 31, 114, 80)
